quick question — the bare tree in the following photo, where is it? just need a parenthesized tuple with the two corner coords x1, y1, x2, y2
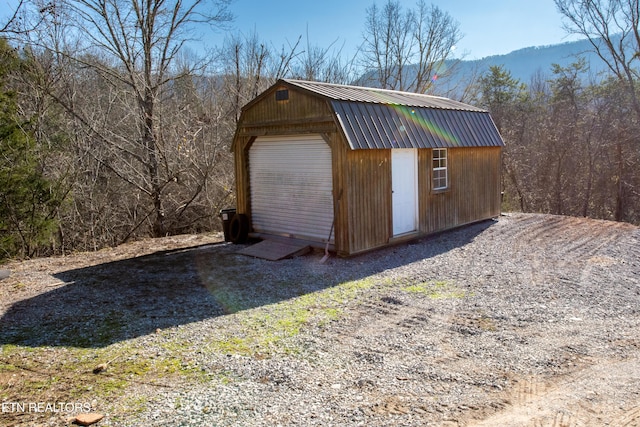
(220, 30, 273, 122)
(555, 0, 640, 121)
(360, 0, 461, 93)
(294, 28, 359, 84)
(411, 1, 462, 93)
(361, 1, 403, 89)
(219, 29, 311, 125)
(1, 0, 28, 33)
(474, 65, 532, 212)
(40, 0, 233, 237)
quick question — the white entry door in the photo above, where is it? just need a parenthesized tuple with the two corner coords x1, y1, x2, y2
(392, 149, 418, 236)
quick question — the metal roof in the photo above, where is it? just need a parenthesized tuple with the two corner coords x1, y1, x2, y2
(284, 79, 486, 111)
(281, 79, 504, 149)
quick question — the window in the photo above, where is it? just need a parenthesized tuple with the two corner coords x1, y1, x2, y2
(275, 89, 289, 101)
(432, 148, 448, 190)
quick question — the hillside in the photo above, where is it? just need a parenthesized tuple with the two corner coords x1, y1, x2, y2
(432, 37, 620, 96)
(468, 38, 609, 79)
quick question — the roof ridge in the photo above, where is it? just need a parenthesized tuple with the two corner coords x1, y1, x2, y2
(280, 78, 486, 112)
(282, 78, 451, 101)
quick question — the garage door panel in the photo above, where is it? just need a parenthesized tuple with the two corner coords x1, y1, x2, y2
(250, 135, 334, 242)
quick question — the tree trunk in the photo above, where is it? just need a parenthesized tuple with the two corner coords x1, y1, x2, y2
(614, 141, 625, 222)
(140, 92, 165, 237)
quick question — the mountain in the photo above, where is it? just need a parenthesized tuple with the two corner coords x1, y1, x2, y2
(431, 37, 619, 96)
(470, 38, 608, 78)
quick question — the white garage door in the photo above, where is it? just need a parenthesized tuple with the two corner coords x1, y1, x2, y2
(250, 135, 334, 242)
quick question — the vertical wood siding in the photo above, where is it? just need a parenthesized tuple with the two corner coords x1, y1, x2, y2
(344, 149, 391, 254)
(241, 85, 335, 129)
(420, 147, 502, 233)
(234, 135, 253, 216)
(329, 132, 349, 255)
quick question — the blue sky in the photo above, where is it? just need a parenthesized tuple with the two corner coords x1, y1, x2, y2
(1, 0, 581, 60)
(208, 0, 581, 60)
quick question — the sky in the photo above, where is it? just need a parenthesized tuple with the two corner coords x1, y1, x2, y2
(0, 0, 582, 61)
(207, 0, 581, 60)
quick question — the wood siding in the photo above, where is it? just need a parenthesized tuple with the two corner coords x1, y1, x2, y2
(233, 135, 252, 217)
(235, 84, 335, 140)
(343, 149, 391, 255)
(328, 132, 349, 255)
(339, 147, 501, 255)
(420, 147, 502, 234)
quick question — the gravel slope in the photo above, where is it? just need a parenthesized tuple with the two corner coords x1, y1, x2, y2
(1, 213, 639, 426)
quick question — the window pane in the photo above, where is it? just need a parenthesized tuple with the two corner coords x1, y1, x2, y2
(433, 170, 446, 189)
(432, 148, 447, 190)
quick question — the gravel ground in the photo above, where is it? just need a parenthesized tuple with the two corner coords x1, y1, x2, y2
(1, 213, 639, 426)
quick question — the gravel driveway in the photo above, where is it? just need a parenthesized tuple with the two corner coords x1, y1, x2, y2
(1, 213, 639, 426)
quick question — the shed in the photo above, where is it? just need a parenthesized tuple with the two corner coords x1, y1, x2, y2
(231, 79, 504, 256)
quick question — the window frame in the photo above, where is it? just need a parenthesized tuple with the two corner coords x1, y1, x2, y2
(432, 148, 448, 191)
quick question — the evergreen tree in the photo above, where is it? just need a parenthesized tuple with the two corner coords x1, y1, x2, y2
(0, 38, 57, 259)
(475, 65, 529, 134)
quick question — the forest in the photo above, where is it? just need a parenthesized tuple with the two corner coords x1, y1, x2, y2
(0, 0, 639, 259)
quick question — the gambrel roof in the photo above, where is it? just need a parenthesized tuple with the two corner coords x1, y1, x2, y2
(280, 79, 504, 150)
